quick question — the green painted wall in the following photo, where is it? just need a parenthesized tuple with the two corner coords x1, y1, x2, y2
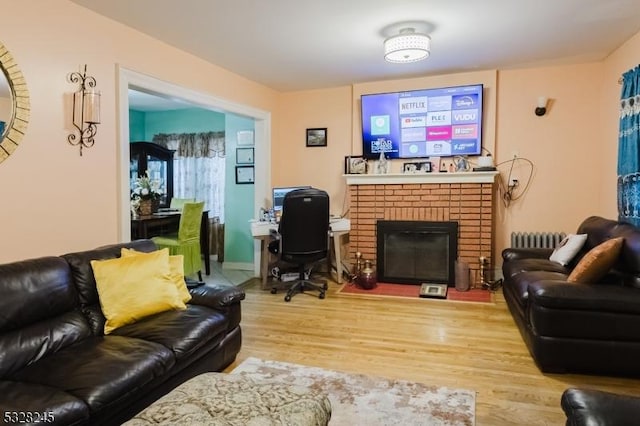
(224, 114, 255, 265)
(129, 110, 146, 141)
(128, 107, 254, 267)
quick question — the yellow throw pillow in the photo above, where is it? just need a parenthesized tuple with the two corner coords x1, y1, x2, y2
(121, 248, 192, 303)
(91, 249, 186, 334)
(567, 237, 624, 283)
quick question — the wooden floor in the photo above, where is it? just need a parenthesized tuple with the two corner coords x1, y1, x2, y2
(224, 278, 639, 425)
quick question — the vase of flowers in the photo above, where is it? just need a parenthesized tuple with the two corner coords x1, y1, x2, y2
(131, 171, 164, 216)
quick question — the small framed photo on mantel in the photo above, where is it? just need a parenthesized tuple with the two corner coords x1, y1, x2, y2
(306, 128, 327, 147)
(403, 161, 432, 174)
(345, 156, 367, 174)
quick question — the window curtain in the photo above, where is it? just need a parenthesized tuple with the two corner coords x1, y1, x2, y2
(617, 66, 640, 226)
(153, 131, 226, 223)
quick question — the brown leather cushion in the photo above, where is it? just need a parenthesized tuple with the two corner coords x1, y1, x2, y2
(567, 237, 624, 283)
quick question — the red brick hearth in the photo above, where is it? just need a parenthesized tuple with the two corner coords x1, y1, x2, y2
(345, 172, 497, 286)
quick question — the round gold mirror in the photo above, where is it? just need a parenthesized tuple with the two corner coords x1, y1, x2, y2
(0, 41, 30, 164)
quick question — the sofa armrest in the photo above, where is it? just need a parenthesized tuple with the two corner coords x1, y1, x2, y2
(502, 247, 553, 262)
(562, 388, 640, 426)
(188, 283, 245, 310)
(529, 281, 640, 315)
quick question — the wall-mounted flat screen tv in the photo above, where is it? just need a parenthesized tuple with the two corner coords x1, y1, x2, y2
(361, 83, 483, 159)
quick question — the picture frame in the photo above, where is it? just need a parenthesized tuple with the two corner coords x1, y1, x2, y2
(235, 165, 254, 184)
(236, 147, 254, 165)
(344, 156, 368, 174)
(237, 130, 254, 146)
(306, 128, 327, 147)
(402, 161, 432, 174)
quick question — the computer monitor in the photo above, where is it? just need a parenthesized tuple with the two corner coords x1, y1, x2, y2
(272, 186, 311, 213)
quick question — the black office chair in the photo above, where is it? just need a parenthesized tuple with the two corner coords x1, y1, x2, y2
(268, 187, 330, 302)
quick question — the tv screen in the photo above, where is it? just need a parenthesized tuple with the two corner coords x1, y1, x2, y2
(361, 84, 483, 159)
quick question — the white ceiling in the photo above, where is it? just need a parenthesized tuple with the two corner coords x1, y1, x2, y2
(74, 0, 640, 97)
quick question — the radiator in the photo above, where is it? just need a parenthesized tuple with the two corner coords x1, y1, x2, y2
(510, 232, 566, 249)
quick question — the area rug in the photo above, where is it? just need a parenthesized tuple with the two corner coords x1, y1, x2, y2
(231, 357, 476, 426)
(337, 282, 493, 303)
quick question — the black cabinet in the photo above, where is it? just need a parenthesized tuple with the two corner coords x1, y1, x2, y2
(130, 141, 174, 208)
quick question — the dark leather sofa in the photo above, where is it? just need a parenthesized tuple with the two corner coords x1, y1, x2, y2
(0, 240, 245, 425)
(561, 388, 640, 426)
(502, 216, 640, 376)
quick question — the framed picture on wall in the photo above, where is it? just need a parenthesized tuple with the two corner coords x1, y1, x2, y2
(306, 128, 327, 147)
(237, 130, 254, 146)
(236, 147, 254, 164)
(235, 165, 255, 184)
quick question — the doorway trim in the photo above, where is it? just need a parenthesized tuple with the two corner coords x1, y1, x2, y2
(116, 66, 271, 277)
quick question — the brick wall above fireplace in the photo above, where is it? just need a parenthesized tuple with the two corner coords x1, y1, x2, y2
(345, 172, 497, 286)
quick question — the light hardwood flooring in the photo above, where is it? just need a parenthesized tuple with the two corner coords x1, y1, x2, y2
(213, 274, 640, 425)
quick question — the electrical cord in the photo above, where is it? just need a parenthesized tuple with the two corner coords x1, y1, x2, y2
(496, 156, 534, 207)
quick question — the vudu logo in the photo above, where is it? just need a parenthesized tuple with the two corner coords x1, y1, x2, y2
(453, 111, 476, 121)
(452, 109, 477, 124)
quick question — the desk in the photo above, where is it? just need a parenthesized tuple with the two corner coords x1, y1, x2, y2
(251, 218, 350, 289)
(131, 211, 211, 276)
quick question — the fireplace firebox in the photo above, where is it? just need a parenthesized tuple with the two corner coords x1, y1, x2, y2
(376, 220, 458, 286)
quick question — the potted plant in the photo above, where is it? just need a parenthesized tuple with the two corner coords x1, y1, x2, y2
(131, 171, 164, 216)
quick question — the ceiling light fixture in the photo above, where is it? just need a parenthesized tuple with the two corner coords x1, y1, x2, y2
(384, 27, 431, 63)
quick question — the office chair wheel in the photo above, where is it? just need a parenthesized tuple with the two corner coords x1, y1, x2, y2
(270, 288, 277, 294)
(323, 283, 328, 290)
(319, 292, 326, 299)
(284, 294, 292, 302)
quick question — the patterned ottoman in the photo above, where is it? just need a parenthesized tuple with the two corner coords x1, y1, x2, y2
(124, 372, 332, 425)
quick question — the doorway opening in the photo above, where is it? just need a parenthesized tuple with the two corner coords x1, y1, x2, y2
(117, 66, 271, 277)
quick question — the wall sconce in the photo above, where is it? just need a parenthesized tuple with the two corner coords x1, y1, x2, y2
(67, 65, 100, 156)
(535, 96, 548, 116)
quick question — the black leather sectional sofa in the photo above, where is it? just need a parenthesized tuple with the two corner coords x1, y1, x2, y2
(0, 240, 245, 425)
(502, 216, 640, 376)
(562, 387, 640, 426)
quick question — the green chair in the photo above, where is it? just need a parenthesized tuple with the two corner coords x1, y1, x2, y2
(153, 201, 205, 281)
(170, 197, 196, 210)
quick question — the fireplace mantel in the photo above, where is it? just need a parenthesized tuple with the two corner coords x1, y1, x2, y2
(344, 171, 498, 186)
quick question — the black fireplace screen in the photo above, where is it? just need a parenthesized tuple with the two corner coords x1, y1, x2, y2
(376, 220, 458, 286)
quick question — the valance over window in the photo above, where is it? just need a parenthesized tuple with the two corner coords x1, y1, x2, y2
(153, 131, 225, 158)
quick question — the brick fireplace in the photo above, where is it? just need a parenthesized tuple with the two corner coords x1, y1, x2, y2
(345, 172, 497, 286)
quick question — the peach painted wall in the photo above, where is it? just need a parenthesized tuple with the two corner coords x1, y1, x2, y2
(494, 63, 604, 256)
(272, 86, 353, 216)
(0, 0, 277, 263)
